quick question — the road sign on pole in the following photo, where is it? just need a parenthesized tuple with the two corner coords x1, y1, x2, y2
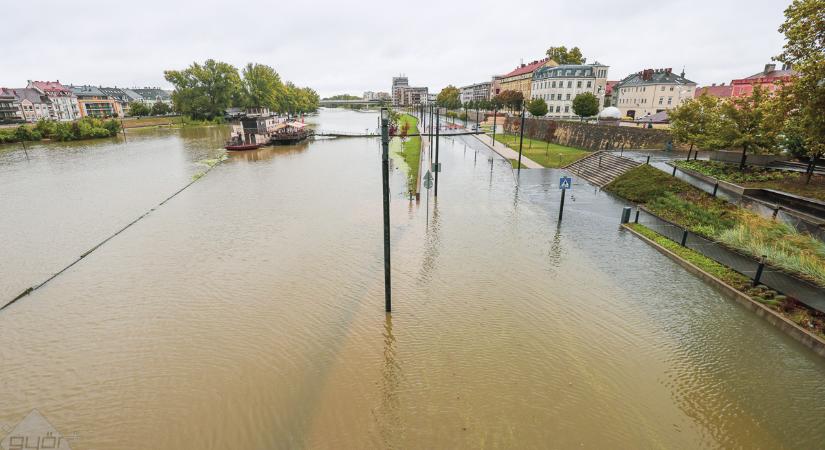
(559, 176, 572, 190)
(423, 170, 433, 189)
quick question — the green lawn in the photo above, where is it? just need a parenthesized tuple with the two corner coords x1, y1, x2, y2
(674, 160, 825, 202)
(494, 133, 589, 168)
(396, 114, 421, 192)
(607, 165, 825, 287)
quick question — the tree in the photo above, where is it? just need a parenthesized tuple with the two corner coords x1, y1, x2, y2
(717, 86, 782, 169)
(527, 98, 548, 117)
(436, 85, 462, 109)
(545, 46, 585, 65)
(776, 0, 825, 182)
(668, 94, 725, 151)
(324, 94, 361, 100)
(151, 102, 171, 116)
(494, 90, 524, 112)
(241, 63, 285, 111)
(572, 92, 599, 119)
(128, 102, 151, 117)
(164, 59, 242, 120)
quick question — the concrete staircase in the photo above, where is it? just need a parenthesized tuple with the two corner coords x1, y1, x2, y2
(564, 151, 640, 187)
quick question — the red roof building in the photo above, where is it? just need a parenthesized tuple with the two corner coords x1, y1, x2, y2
(694, 83, 732, 98)
(730, 63, 796, 98)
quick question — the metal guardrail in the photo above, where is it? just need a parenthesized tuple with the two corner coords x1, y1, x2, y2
(633, 208, 825, 313)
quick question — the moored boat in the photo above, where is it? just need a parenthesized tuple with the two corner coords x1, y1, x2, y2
(270, 122, 312, 145)
(224, 143, 261, 151)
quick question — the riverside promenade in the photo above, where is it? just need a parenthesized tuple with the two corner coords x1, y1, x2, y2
(472, 133, 543, 168)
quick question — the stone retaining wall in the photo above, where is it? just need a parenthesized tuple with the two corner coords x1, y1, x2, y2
(504, 117, 679, 151)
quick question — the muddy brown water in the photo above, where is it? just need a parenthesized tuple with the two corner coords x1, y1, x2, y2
(1, 109, 824, 448)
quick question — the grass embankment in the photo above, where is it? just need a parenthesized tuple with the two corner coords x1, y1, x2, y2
(607, 165, 825, 287)
(674, 160, 825, 202)
(494, 133, 589, 168)
(628, 223, 825, 338)
(396, 114, 421, 192)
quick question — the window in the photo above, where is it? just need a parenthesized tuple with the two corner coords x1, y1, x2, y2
(577, 81, 582, 88)
(556, 106, 560, 112)
(564, 106, 569, 112)
(667, 97, 672, 105)
(567, 81, 572, 88)
(661, 86, 665, 91)
(586, 81, 592, 88)
(566, 94, 571, 100)
(670, 86, 674, 91)
(552, 81, 556, 88)
(659, 97, 663, 104)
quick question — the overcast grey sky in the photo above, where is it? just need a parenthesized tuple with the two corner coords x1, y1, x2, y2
(1, 0, 789, 97)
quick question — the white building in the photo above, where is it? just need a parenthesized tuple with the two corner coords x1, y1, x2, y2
(614, 68, 696, 119)
(27, 80, 79, 121)
(11, 88, 52, 122)
(530, 62, 609, 118)
(460, 81, 492, 104)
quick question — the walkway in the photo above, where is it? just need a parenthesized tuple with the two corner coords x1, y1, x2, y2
(471, 134, 543, 169)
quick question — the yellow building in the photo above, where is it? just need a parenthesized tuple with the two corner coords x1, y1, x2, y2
(498, 58, 558, 100)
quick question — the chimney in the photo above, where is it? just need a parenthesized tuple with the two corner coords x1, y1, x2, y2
(712, 83, 716, 87)
(764, 63, 776, 74)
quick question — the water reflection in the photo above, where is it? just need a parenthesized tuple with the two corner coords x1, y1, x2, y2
(376, 314, 403, 447)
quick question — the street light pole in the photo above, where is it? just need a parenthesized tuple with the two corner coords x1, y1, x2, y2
(517, 105, 525, 177)
(380, 108, 392, 312)
(491, 107, 497, 145)
(435, 107, 440, 197)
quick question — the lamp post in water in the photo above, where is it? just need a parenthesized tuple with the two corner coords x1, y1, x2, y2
(517, 104, 526, 177)
(380, 108, 392, 312)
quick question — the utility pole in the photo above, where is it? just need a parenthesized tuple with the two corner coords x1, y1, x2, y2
(380, 108, 392, 312)
(491, 107, 497, 146)
(517, 105, 525, 177)
(435, 107, 440, 197)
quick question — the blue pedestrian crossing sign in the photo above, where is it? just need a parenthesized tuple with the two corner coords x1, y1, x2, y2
(559, 176, 572, 189)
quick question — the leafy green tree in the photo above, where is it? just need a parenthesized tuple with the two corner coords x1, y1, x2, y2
(324, 94, 361, 100)
(527, 98, 548, 117)
(668, 94, 725, 151)
(151, 102, 171, 115)
(572, 92, 599, 119)
(14, 125, 33, 142)
(164, 59, 242, 119)
(436, 85, 462, 109)
(128, 102, 151, 117)
(545, 46, 585, 64)
(776, 0, 825, 182)
(494, 90, 524, 112)
(241, 63, 285, 111)
(716, 86, 782, 169)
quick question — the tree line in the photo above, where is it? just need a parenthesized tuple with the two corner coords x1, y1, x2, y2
(164, 60, 320, 120)
(669, 0, 823, 179)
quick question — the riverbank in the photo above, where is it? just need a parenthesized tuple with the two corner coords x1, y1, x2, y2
(396, 114, 420, 192)
(673, 160, 825, 202)
(494, 133, 589, 168)
(606, 165, 825, 288)
(625, 222, 825, 349)
(0, 117, 121, 143)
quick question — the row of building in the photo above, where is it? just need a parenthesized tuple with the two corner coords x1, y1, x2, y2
(0, 80, 173, 123)
(387, 57, 797, 122)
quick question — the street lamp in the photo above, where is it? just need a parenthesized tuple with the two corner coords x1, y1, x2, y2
(380, 107, 392, 312)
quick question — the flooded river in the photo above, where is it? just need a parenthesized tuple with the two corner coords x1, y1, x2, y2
(1, 109, 824, 448)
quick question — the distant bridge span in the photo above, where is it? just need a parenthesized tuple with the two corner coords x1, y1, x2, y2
(318, 99, 389, 107)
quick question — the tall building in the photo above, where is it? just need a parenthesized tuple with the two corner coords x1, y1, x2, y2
(26, 80, 79, 121)
(391, 76, 427, 106)
(614, 68, 696, 119)
(530, 62, 609, 118)
(460, 81, 492, 104)
(731, 63, 795, 98)
(498, 58, 557, 100)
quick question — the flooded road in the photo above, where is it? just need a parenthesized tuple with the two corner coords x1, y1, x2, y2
(1, 109, 824, 448)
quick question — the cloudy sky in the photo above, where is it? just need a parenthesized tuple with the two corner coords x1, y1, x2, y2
(1, 0, 790, 97)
